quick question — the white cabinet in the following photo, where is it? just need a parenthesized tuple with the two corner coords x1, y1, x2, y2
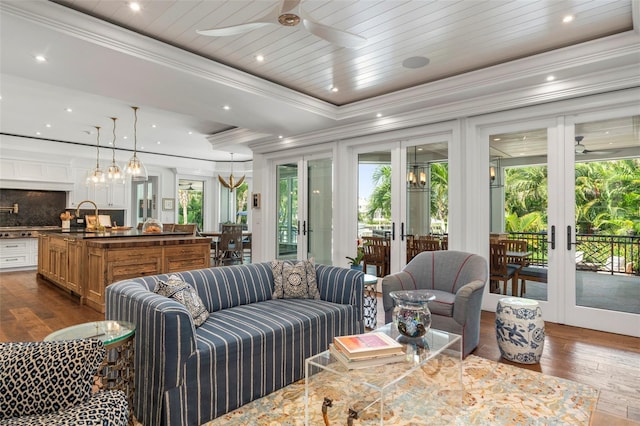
(0, 238, 37, 270)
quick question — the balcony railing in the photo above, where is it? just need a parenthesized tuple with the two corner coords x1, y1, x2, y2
(508, 231, 639, 276)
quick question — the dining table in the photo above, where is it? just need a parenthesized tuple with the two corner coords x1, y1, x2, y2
(200, 231, 252, 265)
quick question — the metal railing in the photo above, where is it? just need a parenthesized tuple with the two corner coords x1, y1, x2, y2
(508, 231, 639, 275)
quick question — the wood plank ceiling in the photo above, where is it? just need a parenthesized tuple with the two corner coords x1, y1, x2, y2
(53, 0, 633, 105)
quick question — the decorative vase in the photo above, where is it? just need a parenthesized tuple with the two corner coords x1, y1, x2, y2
(495, 297, 545, 364)
(389, 290, 435, 346)
(350, 264, 363, 272)
(61, 220, 70, 230)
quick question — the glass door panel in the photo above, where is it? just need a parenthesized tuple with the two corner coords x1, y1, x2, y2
(358, 151, 391, 277)
(489, 128, 549, 301)
(132, 177, 157, 227)
(276, 164, 298, 260)
(572, 116, 640, 316)
(405, 143, 448, 263)
(307, 158, 332, 265)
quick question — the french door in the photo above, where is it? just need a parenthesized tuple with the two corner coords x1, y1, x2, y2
(131, 177, 157, 226)
(355, 135, 450, 276)
(275, 154, 332, 264)
(484, 110, 639, 336)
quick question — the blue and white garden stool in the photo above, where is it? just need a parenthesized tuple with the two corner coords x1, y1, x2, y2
(495, 297, 545, 364)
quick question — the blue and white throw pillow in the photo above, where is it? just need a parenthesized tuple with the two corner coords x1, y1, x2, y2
(154, 275, 209, 326)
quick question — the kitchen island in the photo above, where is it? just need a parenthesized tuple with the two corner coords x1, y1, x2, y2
(38, 230, 211, 313)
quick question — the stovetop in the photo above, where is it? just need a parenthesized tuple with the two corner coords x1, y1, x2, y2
(0, 226, 61, 238)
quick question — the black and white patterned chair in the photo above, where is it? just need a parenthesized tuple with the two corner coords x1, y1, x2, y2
(0, 339, 129, 425)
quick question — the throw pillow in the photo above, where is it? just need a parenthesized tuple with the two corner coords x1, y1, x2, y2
(154, 275, 209, 326)
(271, 259, 320, 300)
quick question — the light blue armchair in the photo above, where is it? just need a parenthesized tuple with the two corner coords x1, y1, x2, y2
(382, 250, 488, 357)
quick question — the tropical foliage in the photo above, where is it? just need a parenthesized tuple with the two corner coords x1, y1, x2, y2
(505, 159, 640, 235)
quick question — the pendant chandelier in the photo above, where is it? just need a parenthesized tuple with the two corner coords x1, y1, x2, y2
(125, 106, 148, 182)
(218, 153, 245, 191)
(407, 146, 427, 190)
(88, 126, 106, 186)
(107, 117, 124, 183)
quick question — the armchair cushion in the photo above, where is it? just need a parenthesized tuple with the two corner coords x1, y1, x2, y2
(0, 339, 105, 419)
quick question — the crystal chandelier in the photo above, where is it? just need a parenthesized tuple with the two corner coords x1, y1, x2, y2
(88, 126, 106, 186)
(107, 117, 124, 183)
(125, 106, 148, 182)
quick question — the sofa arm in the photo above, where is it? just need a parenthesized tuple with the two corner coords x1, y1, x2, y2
(452, 279, 486, 325)
(106, 279, 197, 425)
(315, 264, 364, 319)
(381, 271, 418, 324)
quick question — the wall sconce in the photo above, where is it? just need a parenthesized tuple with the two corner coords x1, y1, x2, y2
(490, 157, 503, 188)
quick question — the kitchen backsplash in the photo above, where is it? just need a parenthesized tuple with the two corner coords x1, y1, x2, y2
(0, 189, 66, 227)
(0, 189, 125, 227)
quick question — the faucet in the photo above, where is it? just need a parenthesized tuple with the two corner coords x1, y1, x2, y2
(76, 200, 101, 231)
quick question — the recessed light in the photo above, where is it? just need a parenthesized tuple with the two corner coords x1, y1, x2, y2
(546, 75, 555, 82)
(330, 86, 338, 93)
(151, 124, 157, 128)
(65, 107, 72, 112)
(223, 105, 230, 110)
(256, 54, 265, 62)
(36, 131, 41, 135)
(376, 113, 382, 118)
(278, 135, 283, 139)
(188, 131, 193, 135)
(129, 2, 141, 12)
(563, 15, 574, 23)
(157, 141, 161, 144)
(493, 138, 501, 141)
(123, 136, 128, 140)
(45, 124, 51, 128)
(35, 55, 47, 63)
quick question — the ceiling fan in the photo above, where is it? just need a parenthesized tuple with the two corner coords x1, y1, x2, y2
(196, 0, 367, 48)
(574, 136, 615, 155)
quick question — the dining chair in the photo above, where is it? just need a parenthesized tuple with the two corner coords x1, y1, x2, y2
(489, 243, 519, 296)
(173, 223, 197, 235)
(163, 223, 175, 232)
(362, 237, 388, 277)
(217, 224, 243, 266)
(501, 239, 529, 294)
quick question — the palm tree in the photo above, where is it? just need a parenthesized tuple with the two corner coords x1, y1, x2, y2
(430, 163, 449, 231)
(367, 165, 391, 220)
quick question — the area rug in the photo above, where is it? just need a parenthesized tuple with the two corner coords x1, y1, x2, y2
(205, 355, 598, 425)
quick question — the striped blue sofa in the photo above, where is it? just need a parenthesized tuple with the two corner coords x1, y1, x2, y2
(105, 262, 364, 426)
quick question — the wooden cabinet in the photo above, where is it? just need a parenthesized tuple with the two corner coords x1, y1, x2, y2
(47, 236, 68, 285)
(38, 235, 83, 295)
(39, 234, 211, 313)
(164, 244, 210, 273)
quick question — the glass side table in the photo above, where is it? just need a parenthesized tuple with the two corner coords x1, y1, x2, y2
(44, 320, 136, 425)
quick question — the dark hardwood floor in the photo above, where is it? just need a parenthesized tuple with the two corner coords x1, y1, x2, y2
(2, 270, 639, 425)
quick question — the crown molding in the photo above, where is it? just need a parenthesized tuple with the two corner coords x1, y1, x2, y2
(249, 65, 640, 154)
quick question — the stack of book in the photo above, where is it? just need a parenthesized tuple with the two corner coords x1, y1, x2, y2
(330, 332, 406, 369)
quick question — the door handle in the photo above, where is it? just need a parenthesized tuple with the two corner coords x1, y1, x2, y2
(297, 220, 300, 236)
(547, 225, 555, 250)
(302, 221, 307, 236)
(567, 225, 580, 250)
(400, 222, 405, 241)
(391, 222, 396, 240)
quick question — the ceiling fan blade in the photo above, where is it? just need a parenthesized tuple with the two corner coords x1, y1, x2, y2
(197, 5, 281, 37)
(302, 18, 367, 48)
(280, 0, 301, 14)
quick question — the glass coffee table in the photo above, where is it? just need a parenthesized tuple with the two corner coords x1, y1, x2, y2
(44, 320, 136, 425)
(305, 323, 462, 425)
